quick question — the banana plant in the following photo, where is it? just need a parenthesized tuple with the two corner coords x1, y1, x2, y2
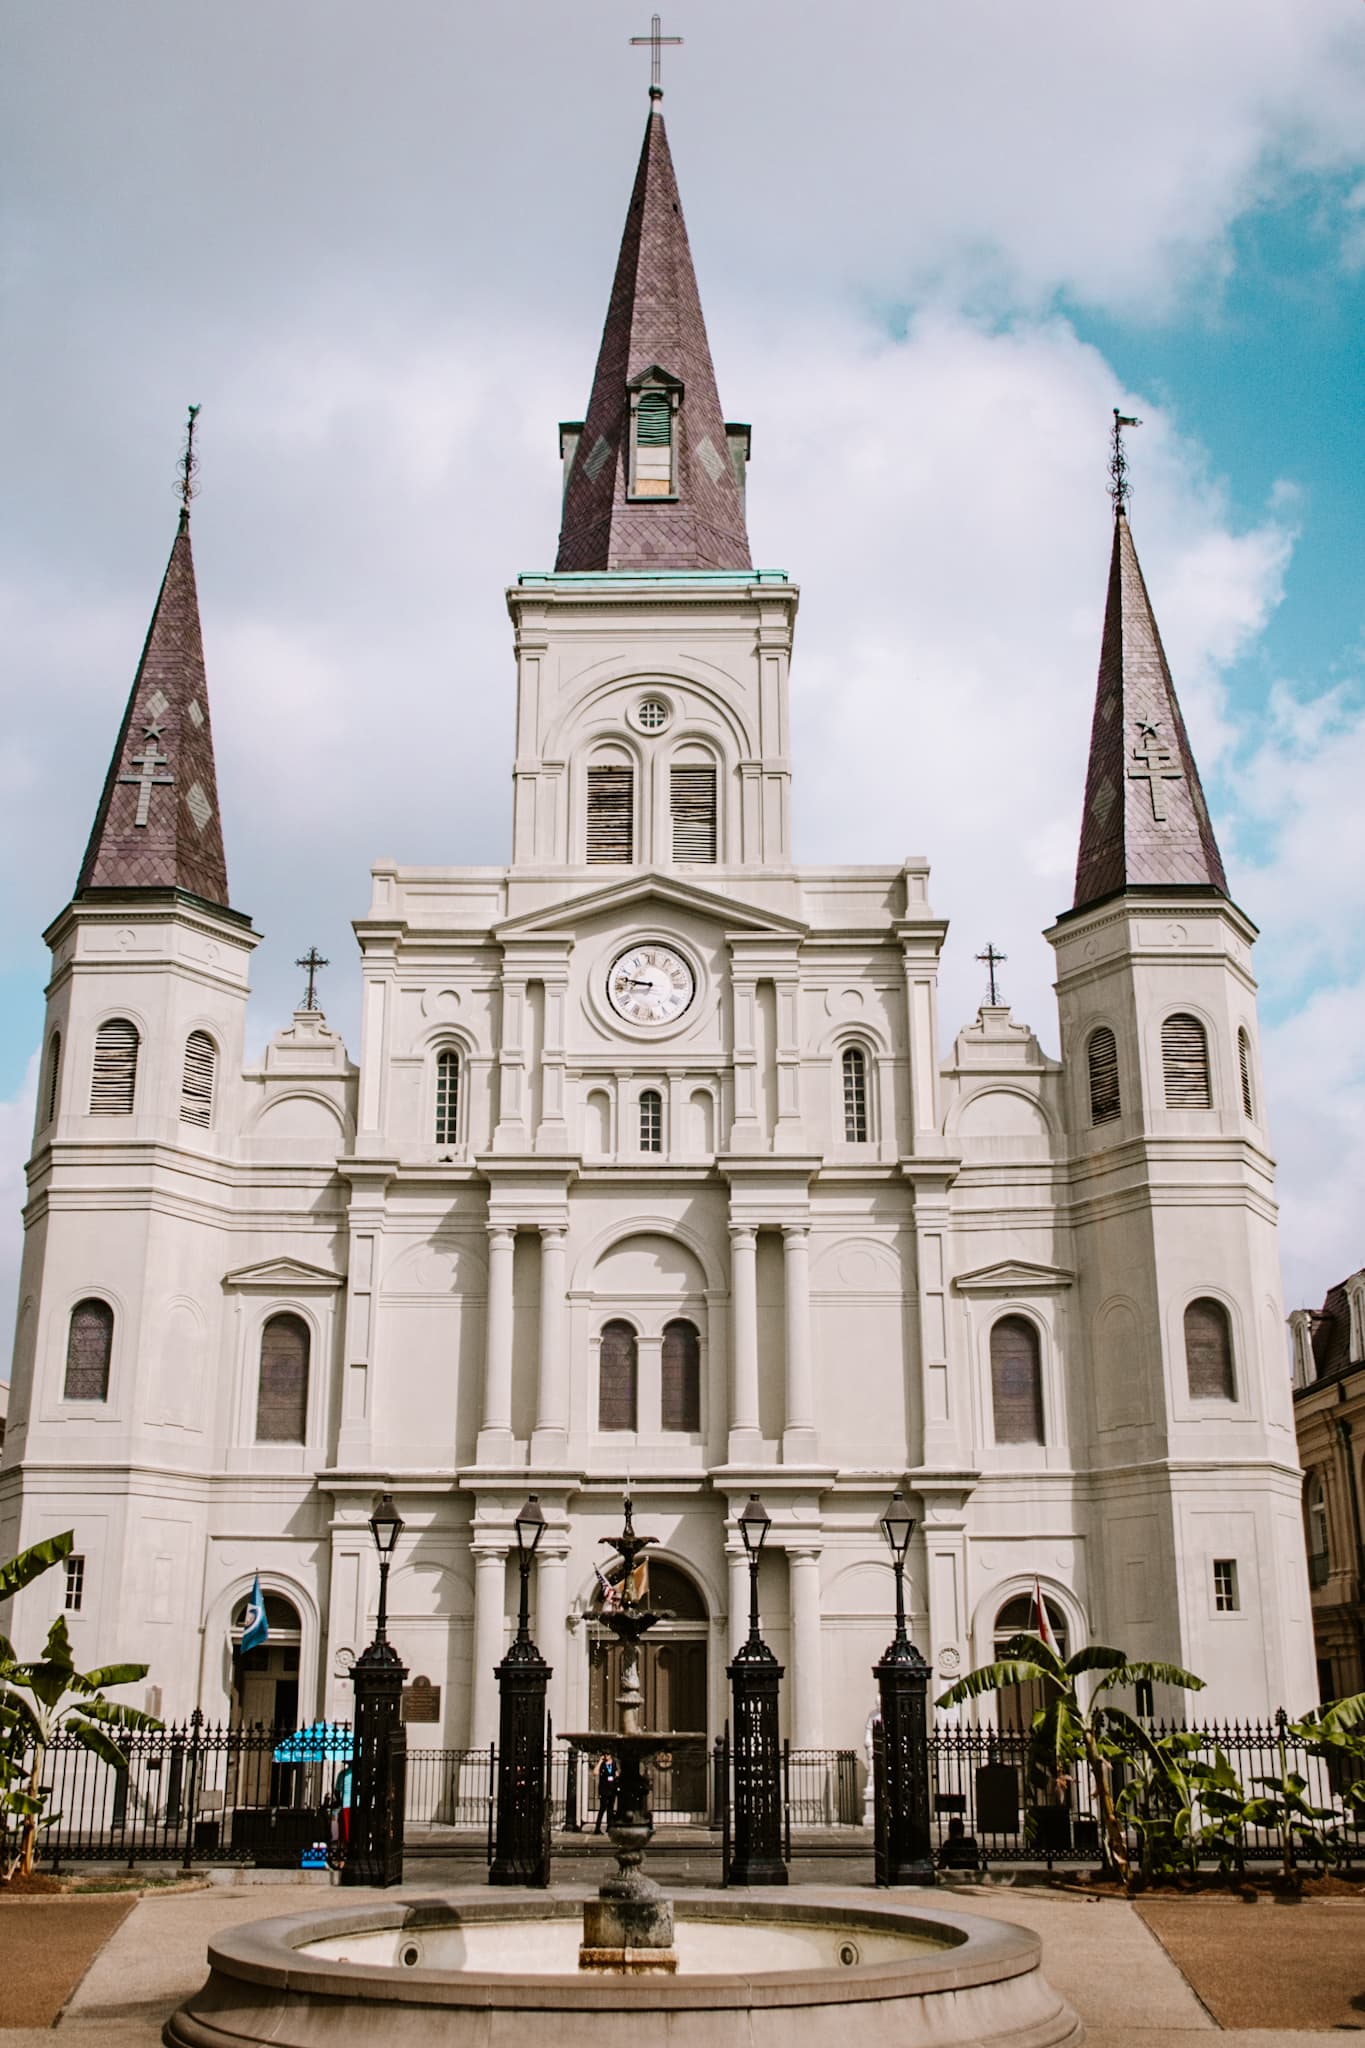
(938, 1633, 1205, 1885)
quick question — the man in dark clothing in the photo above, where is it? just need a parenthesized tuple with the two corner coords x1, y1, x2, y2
(594, 1751, 620, 1834)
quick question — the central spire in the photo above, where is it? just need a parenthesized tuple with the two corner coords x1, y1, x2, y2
(555, 100, 752, 573)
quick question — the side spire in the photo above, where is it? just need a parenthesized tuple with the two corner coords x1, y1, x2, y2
(76, 408, 231, 910)
(555, 95, 752, 572)
(1071, 426, 1227, 913)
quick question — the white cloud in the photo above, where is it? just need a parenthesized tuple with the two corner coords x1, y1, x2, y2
(1265, 980, 1365, 1314)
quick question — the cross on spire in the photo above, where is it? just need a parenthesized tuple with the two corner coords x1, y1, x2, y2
(630, 13, 682, 97)
(1109, 407, 1142, 515)
(118, 735, 175, 826)
(177, 404, 202, 526)
(976, 942, 1007, 1007)
(296, 946, 328, 1011)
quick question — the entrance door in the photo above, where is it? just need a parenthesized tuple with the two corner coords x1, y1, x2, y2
(587, 1561, 710, 1817)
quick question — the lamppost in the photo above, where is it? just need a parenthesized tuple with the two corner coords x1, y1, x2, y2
(872, 1490, 934, 1886)
(725, 1493, 788, 1886)
(342, 1491, 408, 1888)
(490, 1494, 552, 1887)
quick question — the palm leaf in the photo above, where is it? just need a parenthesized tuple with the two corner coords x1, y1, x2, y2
(1065, 1644, 1130, 1677)
(79, 1664, 149, 1694)
(1302, 1692, 1365, 1736)
(937, 1656, 1055, 1708)
(69, 1723, 130, 1772)
(997, 1632, 1068, 1682)
(0, 1533, 74, 1603)
(70, 1698, 160, 1733)
(1099, 1659, 1205, 1696)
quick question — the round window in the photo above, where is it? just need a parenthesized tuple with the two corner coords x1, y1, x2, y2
(636, 697, 669, 731)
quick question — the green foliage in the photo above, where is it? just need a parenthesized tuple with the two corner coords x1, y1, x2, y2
(0, 1532, 160, 1880)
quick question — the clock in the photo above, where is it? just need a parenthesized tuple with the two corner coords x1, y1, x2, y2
(607, 943, 696, 1026)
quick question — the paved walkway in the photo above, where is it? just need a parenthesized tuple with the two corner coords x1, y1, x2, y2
(0, 1876, 1360, 2043)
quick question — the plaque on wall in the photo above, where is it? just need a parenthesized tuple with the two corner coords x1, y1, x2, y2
(401, 1675, 441, 1724)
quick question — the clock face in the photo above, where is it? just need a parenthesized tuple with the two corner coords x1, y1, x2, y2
(607, 943, 696, 1027)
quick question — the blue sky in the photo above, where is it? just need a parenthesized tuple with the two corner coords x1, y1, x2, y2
(2, 0, 1364, 1341)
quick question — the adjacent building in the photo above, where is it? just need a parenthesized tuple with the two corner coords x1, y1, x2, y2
(1292, 1273, 1365, 1700)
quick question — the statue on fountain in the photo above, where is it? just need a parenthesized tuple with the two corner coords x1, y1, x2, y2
(566, 1492, 704, 1974)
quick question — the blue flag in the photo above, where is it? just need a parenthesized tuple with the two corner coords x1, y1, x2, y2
(239, 1573, 269, 1656)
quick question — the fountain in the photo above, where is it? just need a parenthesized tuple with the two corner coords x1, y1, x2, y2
(164, 1494, 1082, 2048)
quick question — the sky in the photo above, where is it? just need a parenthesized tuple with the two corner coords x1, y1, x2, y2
(2, 0, 1364, 1359)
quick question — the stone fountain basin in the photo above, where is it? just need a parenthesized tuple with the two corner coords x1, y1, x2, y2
(162, 1889, 1083, 2048)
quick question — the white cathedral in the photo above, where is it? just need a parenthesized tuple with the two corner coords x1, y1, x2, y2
(0, 90, 1316, 1757)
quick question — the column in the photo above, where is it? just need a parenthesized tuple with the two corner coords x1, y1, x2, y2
(531, 1226, 568, 1463)
(781, 1225, 816, 1463)
(728, 1546, 751, 1660)
(478, 1226, 515, 1462)
(534, 1543, 569, 1734)
(469, 1544, 508, 1750)
(728, 1226, 760, 1459)
(787, 1547, 824, 1747)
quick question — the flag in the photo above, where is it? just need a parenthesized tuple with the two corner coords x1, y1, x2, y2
(239, 1573, 269, 1656)
(1033, 1578, 1059, 1656)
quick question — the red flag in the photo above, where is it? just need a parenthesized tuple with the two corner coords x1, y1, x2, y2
(1033, 1579, 1060, 1656)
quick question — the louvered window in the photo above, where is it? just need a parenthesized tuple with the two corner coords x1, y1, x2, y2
(1087, 1027, 1120, 1125)
(44, 1031, 62, 1126)
(180, 1031, 216, 1127)
(586, 766, 634, 864)
(256, 1312, 310, 1443)
(90, 1019, 138, 1115)
(662, 1318, 701, 1432)
(639, 1089, 663, 1153)
(64, 1298, 113, 1401)
(435, 1049, 460, 1145)
(1305, 1474, 1329, 1587)
(1238, 1029, 1254, 1119)
(990, 1314, 1044, 1445)
(633, 391, 673, 496)
(670, 764, 717, 862)
(842, 1046, 869, 1142)
(1184, 1297, 1234, 1401)
(598, 1319, 638, 1432)
(1162, 1013, 1211, 1108)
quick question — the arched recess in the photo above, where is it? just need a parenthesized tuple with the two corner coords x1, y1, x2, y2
(545, 664, 751, 767)
(572, 1217, 725, 1296)
(954, 1088, 1054, 1162)
(251, 1092, 348, 1144)
(967, 1576, 1086, 1732)
(207, 1571, 321, 1734)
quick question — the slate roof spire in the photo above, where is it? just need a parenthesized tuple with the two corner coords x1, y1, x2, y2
(555, 96, 752, 572)
(77, 415, 231, 910)
(1071, 502, 1227, 913)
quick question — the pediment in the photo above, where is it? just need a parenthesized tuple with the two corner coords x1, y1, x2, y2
(494, 871, 807, 942)
(952, 1259, 1075, 1295)
(222, 1257, 345, 1292)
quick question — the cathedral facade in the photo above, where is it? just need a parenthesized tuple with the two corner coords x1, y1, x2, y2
(0, 95, 1315, 1752)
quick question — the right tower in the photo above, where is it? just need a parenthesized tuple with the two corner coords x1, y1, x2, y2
(1046, 479, 1315, 1714)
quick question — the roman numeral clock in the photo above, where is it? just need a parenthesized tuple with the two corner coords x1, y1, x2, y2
(607, 943, 695, 1026)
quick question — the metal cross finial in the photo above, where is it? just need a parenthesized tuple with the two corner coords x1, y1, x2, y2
(118, 739, 175, 826)
(630, 13, 682, 96)
(177, 404, 202, 523)
(976, 942, 1007, 1007)
(1109, 407, 1142, 515)
(295, 946, 328, 1011)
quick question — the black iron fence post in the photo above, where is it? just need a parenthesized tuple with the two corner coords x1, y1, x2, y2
(873, 1638, 935, 1885)
(181, 1709, 204, 1872)
(564, 1742, 581, 1831)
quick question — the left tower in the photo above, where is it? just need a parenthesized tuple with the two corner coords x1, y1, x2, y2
(0, 441, 258, 1692)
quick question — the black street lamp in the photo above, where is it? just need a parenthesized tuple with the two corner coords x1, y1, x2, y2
(489, 1494, 552, 1887)
(872, 1491, 935, 1886)
(342, 1491, 409, 1887)
(725, 1493, 788, 1887)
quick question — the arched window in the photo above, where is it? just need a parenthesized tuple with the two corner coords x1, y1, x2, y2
(435, 1049, 460, 1145)
(1184, 1297, 1235, 1401)
(598, 1319, 638, 1432)
(90, 1018, 139, 1114)
(586, 763, 634, 863)
(670, 763, 717, 862)
(1087, 1026, 1120, 1125)
(993, 1591, 1069, 1733)
(661, 1318, 701, 1432)
(64, 1298, 113, 1401)
(43, 1031, 62, 1126)
(842, 1045, 869, 1142)
(1238, 1029, 1254, 1119)
(1304, 1473, 1330, 1587)
(256, 1312, 310, 1443)
(990, 1315, 1044, 1444)
(180, 1031, 216, 1127)
(639, 1089, 663, 1153)
(1162, 1013, 1211, 1108)
(632, 389, 674, 496)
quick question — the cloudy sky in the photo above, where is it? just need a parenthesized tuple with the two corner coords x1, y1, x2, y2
(3, 0, 1364, 1357)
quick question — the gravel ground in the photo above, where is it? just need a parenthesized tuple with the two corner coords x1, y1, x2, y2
(1137, 1897, 1365, 2032)
(0, 1895, 134, 2028)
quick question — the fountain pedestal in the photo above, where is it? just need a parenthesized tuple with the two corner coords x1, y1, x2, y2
(565, 1730, 704, 1972)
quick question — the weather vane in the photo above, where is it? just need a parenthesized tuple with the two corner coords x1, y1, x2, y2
(630, 13, 682, 97)
(1109, 407, 1142, 514)
(177, 403, 202, 522)
(976, 942, 1007, 1007)
(296, 946, 328, 1011)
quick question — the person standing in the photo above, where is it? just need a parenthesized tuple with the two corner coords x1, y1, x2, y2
(593, 1751, 620, 1834)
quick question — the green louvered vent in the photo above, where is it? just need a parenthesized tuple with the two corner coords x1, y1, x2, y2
(635, 393, 672, 443)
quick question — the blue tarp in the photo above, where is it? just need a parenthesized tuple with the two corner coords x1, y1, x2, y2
(272, 1721, 354, 1764)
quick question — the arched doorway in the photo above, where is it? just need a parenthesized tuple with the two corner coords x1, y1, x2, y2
(230, 1591, 303, 1734)
(992, 1593, 1069, 1735)
(588, 1559, 708, 1816)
